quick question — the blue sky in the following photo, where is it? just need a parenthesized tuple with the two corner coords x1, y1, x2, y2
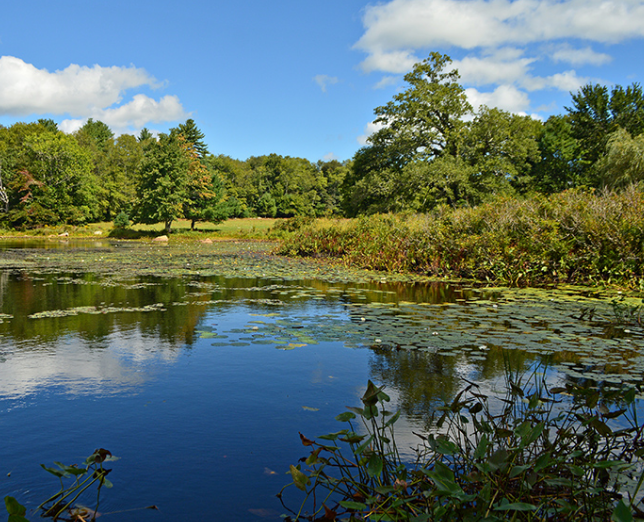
(1, 0, 643, 162)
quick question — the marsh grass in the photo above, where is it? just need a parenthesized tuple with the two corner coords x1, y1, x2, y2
(279, 187, 644, 287)
(282, 373, 644, 521)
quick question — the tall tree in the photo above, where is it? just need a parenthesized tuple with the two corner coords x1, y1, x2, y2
(175, 119, 209, 158)
(368, 52, 472, 167)
(8, 132, 97, 227)
(597, 128, 644, 188)
(461, 106, 542, 194)
(132, 133, 189, 234)
(179, 136, 229, 229)
(531, 115, 582, 193)
(566, 82, 644, 185)
(76, 118, 114, 150)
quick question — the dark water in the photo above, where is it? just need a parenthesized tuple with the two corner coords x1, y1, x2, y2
(0, 242, 642, 521)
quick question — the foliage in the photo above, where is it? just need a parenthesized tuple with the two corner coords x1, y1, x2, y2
(4, 449, 118, 522)
(343, 55, 543, 215)
(174, 118, 209, 158)
(280, 186, 644, 287)
(597, 128, 644, 189)
(131, 133, 190, 234)
(178, 136, 229, 229)
(7, 131, 97, 228)
(281, 376, 644, 521)
(368, 52, 471, 166)
(566, 82, 644, 186)
(112, 211, 130, 229)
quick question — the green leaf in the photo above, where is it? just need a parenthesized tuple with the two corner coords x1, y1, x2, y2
(288, 465, 310, 492)
(4, 497, 26, 517)
(40, 464, 69, 478)
(339, 500, 367, 511)
(494, 502, 537, 511)
(335, 412, 356, 422)
(612, 500, 633, 522)
(53, 461, 87, 476)
(474, 434, 489, 459)
(367, 454, 383, 478)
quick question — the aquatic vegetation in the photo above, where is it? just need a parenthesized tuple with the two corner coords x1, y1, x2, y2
(282, 377, 644, 521)
(279, 187, 644, 288)
(3, 449, 119, 522)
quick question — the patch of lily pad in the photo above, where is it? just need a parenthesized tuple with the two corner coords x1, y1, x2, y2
(1, 239, 643, 391)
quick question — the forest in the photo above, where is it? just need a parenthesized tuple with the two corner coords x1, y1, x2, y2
(0, 52, 643, 231)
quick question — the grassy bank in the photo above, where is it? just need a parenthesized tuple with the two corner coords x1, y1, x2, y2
(278, 187, 644, 288)
(0, 218, 279, 240)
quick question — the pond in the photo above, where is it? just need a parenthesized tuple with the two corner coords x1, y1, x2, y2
(0, 240, 643, 521)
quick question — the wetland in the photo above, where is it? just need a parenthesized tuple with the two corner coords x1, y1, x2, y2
(1, 239, 643, 521)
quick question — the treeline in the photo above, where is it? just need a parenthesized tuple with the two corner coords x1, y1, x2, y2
(342, 53, 644, 216)
(1, 51, 643, 230)
(0, 118, 348, 231)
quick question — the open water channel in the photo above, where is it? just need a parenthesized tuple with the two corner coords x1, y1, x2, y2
(0, 240, 643, 521)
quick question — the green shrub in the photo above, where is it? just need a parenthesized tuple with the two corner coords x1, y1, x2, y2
(279, 187, 644, 287)
(112, 211, 130, 229)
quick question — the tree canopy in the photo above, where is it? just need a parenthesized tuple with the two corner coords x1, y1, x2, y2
(1, 60, 643, 229)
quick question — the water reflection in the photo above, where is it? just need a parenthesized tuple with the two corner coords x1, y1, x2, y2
(1, 245, 643, 521)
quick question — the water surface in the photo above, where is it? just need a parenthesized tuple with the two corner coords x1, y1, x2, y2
(0, 240, 642, 521)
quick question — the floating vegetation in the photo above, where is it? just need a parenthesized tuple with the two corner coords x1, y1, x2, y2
(28, 303, 166, 319)
(1, 240, 643, 390)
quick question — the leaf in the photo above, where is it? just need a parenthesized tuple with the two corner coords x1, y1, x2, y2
(366, 454, 383, 478)
(40, 464, 69, 478)
(339, 500, 367, 511)
(612, 500, 633, 522)
(495, 502, 537, 512)
(302, 406, 319, 411)
(4, 497, 26, 517)
(335, 411, 356, 422)
(53, 462, 87, 476)
(289, 465, 310, 492)
(299, 433, 314, 446)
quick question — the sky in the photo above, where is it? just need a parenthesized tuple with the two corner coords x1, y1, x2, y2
(1, 0, 643, 163)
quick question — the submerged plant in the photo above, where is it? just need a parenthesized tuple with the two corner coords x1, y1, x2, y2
(281, 374, 644, 521)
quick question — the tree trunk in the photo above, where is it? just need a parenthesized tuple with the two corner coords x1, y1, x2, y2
(165, 220, 172, 234)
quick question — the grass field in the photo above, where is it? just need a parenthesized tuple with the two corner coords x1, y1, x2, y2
(0, 218, 281, 240)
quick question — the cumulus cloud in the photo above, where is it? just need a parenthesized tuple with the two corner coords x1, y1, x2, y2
(353, 0, 636, 115)
(359, 49, 419, 74)
(322, 152, 341, 161)
(465, 85, 531, 114)
(357, 120, 387, 146)
(374, 76, 400, 89)
(549, 44, 613, 66)
(355, 0, 644, 65)
(0, 56, 188, 132)
(451, 49, 536, 87)
(314, 74, 339, 92)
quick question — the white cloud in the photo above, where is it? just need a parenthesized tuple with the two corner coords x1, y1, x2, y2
(521, 70, 589, 92)
(322, 152, 340, 161)
(451, 49, 536, 87)
(357, 120, 387, 146)
(374, 76, 400, 89)
(549, 44, 613, 66)
(314, 74, 339, 93)
(465, 85, 531, 113)
(0, 56, 188, 132)
(359, 49, 419, 74)
(355, 0, 644, 67)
